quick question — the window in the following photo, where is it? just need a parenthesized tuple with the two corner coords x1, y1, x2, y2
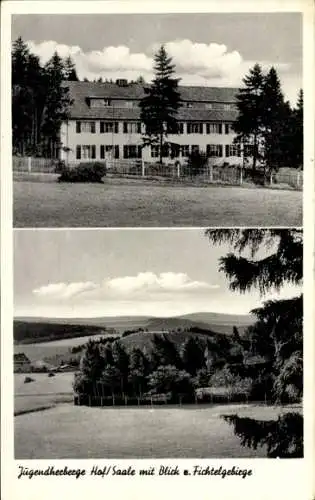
(170, 144, 180, 158)
(225, 144, 241, 157)
(225, 123, 232, 134)
(187, 123, 203, 134)
(205, 103, 213, 109)
(123, 145, 142, 159)
(206, 144, 223, 157)
(124, 101, 136, 108)
(180, 145, 190, 157)
(77, 121, 96, 133)
(206, 123, 222, 134)
(191, 145, 200, 154)
(184, 102, 193, 108)
(223, 104, 232, 111)
(100, 121, 119, 133)
(244, 144, 254, 157)
(150, 145, 169, 158)
(123, 122, 141, 134)
(77, 145, 96, 160)
(89, 98, 111, 108)
(100, 145, 119, 159)
(178, 122, 184, 134)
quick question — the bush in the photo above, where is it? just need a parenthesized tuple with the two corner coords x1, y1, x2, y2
(58, 162, 107, 183)
(24, 376, 35, 384)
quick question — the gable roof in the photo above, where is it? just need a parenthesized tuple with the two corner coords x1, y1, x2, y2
(63, 81, 239, 121)
(14, 352, 31, 363)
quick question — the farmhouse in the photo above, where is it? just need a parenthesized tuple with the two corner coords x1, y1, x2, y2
(60, 80, 246, 166)
(14, 352, 31, 373)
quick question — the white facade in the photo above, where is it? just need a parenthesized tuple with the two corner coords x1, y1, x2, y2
(60, 119, 243, 166)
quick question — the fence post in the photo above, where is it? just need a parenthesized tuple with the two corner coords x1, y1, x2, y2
(177, 162, 180, 178)
(142, 159, 145, 177)
(209, 162, 213, 183)
(240, 166, 243, 185)
(270, 173, 273, 186)
(28, 156, 32, 173)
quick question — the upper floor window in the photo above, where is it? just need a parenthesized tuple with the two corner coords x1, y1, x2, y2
(89, 98, 112, 108)
(184, 102, 193, 108)
(223, 103, 233, 111)
(205, 103, 213, 109)
(76, 121, 96, 134)
(177, 122, 184, 134)
(187, 123, 203, 134)
(225, 123, 232, 134)
(206, 123, 222, 134)
(100, 121, 119, 134)
(123, 122, 141, 134)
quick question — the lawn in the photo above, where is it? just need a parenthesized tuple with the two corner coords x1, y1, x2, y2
(14, 178, 302, 227)
(14, 373, 302, 458)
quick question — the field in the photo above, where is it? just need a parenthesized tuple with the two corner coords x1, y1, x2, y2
(14, 178, 302, 227)
(14, 373, 302, 459)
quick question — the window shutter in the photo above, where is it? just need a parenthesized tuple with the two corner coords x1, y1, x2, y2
(76, 121, 81, 133)
(115, 122, 119, 134)
(137, 146, 142, 158)
(123, 122, 127, 134)
(123, 146, 127, 158)
(218, 124, 222, 134)
(92, 145, 96, 159)
(225, 124, 229, 135)
(219, 145, 223, 157)
(115, 145, 119, 159)
(137, 122, 141, 134)
(91, 122, 96, 133)
(76, 145, 81, 159)
(100, 145, 105, 159)
(100, 122, 104, 133)
(225, 145, 229, 157)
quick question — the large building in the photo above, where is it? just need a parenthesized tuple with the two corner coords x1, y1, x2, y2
(60, 79, 244, 166)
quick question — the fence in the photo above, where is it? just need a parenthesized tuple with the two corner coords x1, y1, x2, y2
(13, 156, 303, 190)
(13, 156, 57, 174)
(73, 391, 255, 408)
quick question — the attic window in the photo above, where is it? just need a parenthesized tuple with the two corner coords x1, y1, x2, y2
(89, 98, 112, 108)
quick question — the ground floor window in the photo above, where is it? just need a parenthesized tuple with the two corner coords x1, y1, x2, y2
(76, 145, 96, 160)
(206, 144, 223, 157)
(100, 145, 119, 159)
(150, 145, 170, 158)
(180, 145, 190, 157)
(225, 144, 241, 157)
(123, 145, 142, 159)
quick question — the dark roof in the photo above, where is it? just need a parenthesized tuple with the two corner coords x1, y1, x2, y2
(14, 352, 31, 363)
(63, 81, 239, 121)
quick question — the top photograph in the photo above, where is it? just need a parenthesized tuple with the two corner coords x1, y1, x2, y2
(12, 12, 303, 227)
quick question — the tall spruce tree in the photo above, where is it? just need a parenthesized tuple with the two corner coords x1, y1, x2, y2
(42, 51, 72, 158)
(261, 67, 287, 171)
(64, 55, 79, 81)
(204, 229, 302, 402)
(139, 45, 181, 164)
(292, 89, 303, 168)
(233, 64, 265, 171)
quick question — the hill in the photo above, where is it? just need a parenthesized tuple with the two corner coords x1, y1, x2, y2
(14, 320, 108, 344)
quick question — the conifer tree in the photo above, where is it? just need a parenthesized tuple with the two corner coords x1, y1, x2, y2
(64, 55, 79, 81)
(139, 45, 181, 164)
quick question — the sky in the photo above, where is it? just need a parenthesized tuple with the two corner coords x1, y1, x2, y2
(14, 229, 301, 318)
(11, 13, 302, 105)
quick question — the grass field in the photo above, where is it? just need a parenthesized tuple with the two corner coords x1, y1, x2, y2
(14, 178, 302, 227)
(14, 373, 302, 459)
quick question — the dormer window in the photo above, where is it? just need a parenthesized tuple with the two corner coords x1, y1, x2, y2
(89, 98, 112, 108)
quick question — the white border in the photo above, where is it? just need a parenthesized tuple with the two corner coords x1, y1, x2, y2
(1, 2, 314, 500)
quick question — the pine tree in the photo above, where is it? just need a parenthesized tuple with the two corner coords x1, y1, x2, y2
(291, 89, 303, 168)
(139, 45, 182, 164)
(181, 337, 206, 376)
(261, 67, 287, 171)
(204, 229, 303, 402)
(233, 64, 265, 171)
(42, 51, 72, 158)
(64, 55, 79, 81)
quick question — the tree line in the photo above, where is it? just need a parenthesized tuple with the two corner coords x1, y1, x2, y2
(12, 38, 303, 170)
(12, 37, 77, 158)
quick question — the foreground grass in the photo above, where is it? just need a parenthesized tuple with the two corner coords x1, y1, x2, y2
(15, 400, 301, 459)
(14, 179, 302, 227)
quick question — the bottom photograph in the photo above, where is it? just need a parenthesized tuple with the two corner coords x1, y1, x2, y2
(13, 228, 303, 459)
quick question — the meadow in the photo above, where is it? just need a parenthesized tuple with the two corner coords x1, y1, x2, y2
(14, 177, 302, 227)
(14, 373, 302, 459)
